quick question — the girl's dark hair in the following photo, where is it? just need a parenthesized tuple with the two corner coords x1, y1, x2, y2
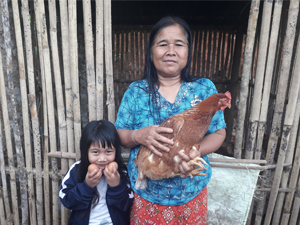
(77, 120, 127, 212)
(143, 16, 198, 123)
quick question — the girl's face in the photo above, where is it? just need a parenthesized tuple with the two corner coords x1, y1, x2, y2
(88, 142, 116, 170)
(152, 24, 188, 79)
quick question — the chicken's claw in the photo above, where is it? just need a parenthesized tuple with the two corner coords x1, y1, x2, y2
(175, 156, 209, 178)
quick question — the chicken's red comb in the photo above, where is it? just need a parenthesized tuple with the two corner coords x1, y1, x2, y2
(224, 91, 231, 99)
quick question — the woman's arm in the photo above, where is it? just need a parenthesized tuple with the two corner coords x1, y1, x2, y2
(117, 126, 174, 157)
(198, 128, 226, 156)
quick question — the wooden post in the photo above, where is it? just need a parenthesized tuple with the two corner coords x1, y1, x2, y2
(245, 0, 273, 160)
(96, 0, 104, 120)
(234, 0, 260, 159)
(83, 0, 96, 121)
(104, 0, 116, 123)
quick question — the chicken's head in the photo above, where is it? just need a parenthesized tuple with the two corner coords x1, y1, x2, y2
(218, 91, 231, 111)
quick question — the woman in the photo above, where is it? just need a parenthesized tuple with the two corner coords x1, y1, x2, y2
(115, 16, 226, 224)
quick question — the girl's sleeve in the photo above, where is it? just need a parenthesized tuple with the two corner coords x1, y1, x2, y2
(115, 84, 137, 130)
(106, 172, 134, 211)
(59, 164, 95, 210)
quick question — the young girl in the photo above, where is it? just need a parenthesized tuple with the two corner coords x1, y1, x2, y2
(59, 120, 134, 225)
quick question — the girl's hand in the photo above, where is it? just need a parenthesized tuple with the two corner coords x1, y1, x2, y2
(85, 169, 102, 188)
(134, 125, 174, 157)
(178, 148, 201, 178)
(103, 165, 120, 187)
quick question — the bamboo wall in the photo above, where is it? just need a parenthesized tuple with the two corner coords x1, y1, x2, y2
(0, 0, 300, 225)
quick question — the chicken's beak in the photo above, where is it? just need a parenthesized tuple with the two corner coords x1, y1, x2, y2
(227, 104, 231, 109)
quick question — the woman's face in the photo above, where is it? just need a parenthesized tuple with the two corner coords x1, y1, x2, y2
(152, 24, 189, 79)
(88, 142, 116, 170)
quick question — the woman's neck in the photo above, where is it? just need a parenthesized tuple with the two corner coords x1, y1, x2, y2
(157, 76, 182, 103)
(157, 76, 182, 88)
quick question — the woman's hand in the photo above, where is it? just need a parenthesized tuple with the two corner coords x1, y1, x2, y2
(134, 125, 174, 157)
(178, 148, 200, 178)
(103, 166, 120, 187)
(85, 169, 102, 188)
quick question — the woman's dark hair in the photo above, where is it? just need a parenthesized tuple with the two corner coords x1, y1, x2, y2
(77, 120, 127, 211)
(143, 16, 198, 123)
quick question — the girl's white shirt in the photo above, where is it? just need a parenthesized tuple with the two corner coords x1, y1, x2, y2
(89, 176, 112, 225)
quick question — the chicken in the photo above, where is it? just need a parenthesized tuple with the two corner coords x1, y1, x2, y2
(134, 91, 232, 190)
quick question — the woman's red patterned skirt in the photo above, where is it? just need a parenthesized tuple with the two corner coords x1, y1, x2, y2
(130, 186, 207, 225)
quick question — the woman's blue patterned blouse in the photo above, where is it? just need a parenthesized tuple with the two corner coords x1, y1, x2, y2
(115, 78, 226, 205)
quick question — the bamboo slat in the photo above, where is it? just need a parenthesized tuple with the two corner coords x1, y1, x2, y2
(69, 0, 81, 161)
(225, 29, 243, 144)
(272, 36, 300, 225)
(0, 106, 11, 224)
(104, 0, 115, 123)
(257, 1, 299, 224)
(37, 1, 60, 224)
(83, 0, 96, 121)
(21, 0, 45, 223)
(211, 30, 217, 76)
(48, 0, 68, 175)
(0, 1, 21, 224)
(32, 2, 48, 225)
(0, 188, 5, 224)
(234, 0, 260, 159)
(12, 0, 37, 224)
(59, 0, 75, 167)
(48, 1, 69, 224)
(289, 177, 300, 224)
(129, 31, 134, 80)
(96, 0, 104, 120)
(202, 30, 207, 77)
(207, 30, 211, 78)
(245, 0, 273, 160)
(216, 31, 222, 74)
(195, 31, 201, 77)
(223, 34, 231, 79)
(220, 32, 226, 78)
(134, 31, 138, 79)
(191, 31, 196, 75)
(228, 34, 236, 79)
(278, 64, 300, 225)
(254, 0, 283, 162)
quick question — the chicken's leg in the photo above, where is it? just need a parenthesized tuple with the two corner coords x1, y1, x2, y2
(175, 156, 209, 178)
(186, 156, 209, 178)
